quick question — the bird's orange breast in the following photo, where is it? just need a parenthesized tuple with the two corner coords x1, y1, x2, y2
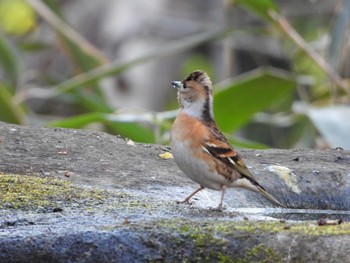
(171, 111, 209, 148)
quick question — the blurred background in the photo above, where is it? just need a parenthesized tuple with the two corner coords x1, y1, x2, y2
(0, 0, 349, 149)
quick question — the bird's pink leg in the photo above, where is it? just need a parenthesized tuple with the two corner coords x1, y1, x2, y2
(177, 186, 205, 205)
(211, 185, 227, 211)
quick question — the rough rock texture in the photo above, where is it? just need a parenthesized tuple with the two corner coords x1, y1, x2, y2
(0, 121, 349, 262)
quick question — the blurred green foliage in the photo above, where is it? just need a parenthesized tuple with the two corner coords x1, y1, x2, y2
(214, 69, 295, 132)
(0, 0, 36, 35)
(0, 0, 349, 149)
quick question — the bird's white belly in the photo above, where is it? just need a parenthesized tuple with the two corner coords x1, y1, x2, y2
(171, 139, 226, 190)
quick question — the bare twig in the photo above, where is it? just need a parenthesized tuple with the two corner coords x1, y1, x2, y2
(26, 0, 108, 64)
(269, 10, 350, 96)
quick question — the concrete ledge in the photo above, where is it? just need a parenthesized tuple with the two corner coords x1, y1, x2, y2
(0, 122, 349, 262)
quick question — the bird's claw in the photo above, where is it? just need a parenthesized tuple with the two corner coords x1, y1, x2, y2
(176, 199, 193, 205)
(209, 203, 224, 212)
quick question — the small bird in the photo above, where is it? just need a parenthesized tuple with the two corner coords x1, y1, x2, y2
(170, 70, 284, 210)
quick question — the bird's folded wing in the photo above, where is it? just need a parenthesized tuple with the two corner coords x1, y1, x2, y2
(202, 140, 259, 184)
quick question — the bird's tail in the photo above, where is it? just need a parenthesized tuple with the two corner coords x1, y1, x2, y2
(255, 185, 285, 208)
(235, 176, 285, 207)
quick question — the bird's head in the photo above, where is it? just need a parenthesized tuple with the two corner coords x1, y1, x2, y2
(171, 70, 214, 121)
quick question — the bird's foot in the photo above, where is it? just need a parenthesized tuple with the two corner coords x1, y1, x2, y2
(209, 203, 225, 212)
(176, 199, 193, 205)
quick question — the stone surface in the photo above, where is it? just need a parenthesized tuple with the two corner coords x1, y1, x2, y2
(0, 121, 349, 262)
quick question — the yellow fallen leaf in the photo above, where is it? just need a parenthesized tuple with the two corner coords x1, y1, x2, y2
(159, 152, 173, 159)
(126, 139, 135, 146)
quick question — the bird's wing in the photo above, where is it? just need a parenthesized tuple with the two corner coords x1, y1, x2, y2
(202, 127, 260, 186)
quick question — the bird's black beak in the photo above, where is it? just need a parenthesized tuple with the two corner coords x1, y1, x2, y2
(171, 81, 182, 89)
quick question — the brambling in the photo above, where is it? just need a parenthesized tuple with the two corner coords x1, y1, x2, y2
(170, 70, 284, 210)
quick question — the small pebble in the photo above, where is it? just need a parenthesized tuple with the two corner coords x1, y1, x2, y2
(312, 170, 320, 175)
(284, 224, 292, 230)
(333, 147, 344, 151)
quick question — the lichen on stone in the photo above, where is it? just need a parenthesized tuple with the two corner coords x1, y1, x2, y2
(0, 173, 112, 211)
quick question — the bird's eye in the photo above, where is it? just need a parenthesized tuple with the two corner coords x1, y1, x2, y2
(183, 83, 187, 89)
